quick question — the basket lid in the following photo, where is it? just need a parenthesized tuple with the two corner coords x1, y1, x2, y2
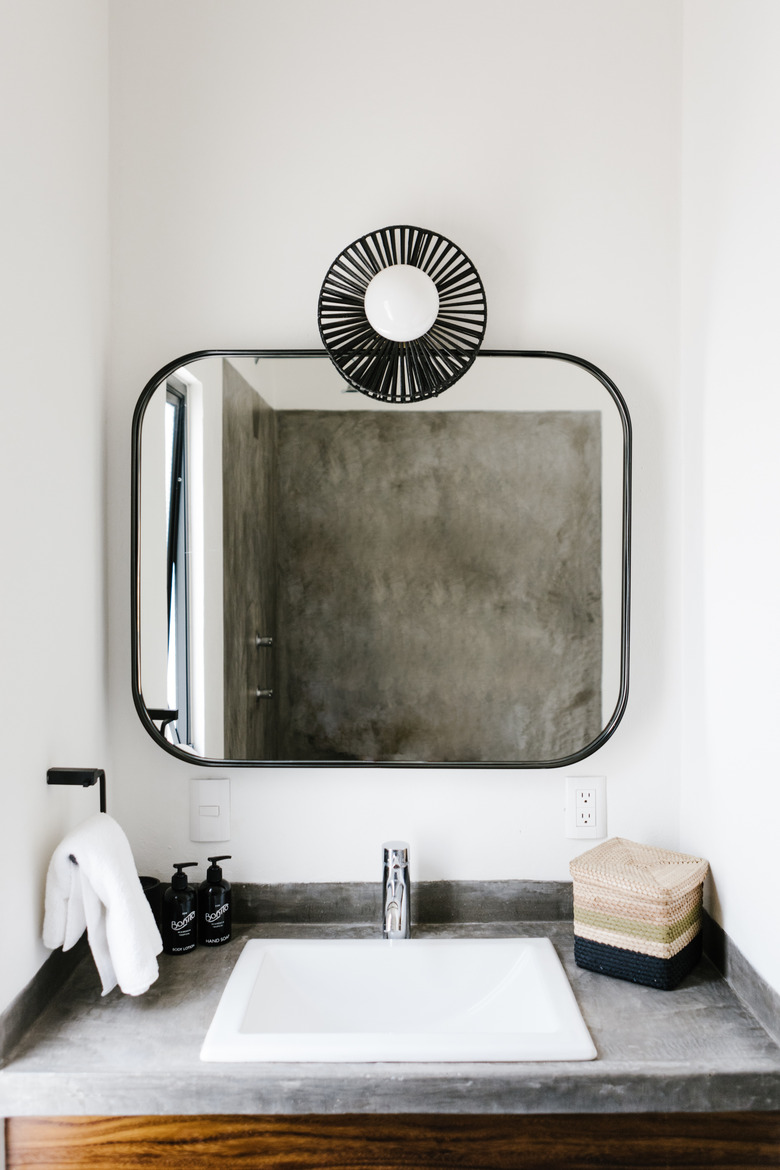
(570, 837, 709, 900)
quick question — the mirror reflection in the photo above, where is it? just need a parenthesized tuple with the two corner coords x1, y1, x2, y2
(133, 352, 630, 766)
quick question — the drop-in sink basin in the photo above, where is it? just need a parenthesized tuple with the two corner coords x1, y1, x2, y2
(200, 937, 596, 1062)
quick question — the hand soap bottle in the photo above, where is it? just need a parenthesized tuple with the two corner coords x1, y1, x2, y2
(198, 855, 232, 947)
(162, 862, 198, 955)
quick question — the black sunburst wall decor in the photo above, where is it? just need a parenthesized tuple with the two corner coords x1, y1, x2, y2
(317, 225, 487, 403)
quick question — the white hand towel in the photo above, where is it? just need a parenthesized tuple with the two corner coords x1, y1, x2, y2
(43, 813, 163, 997)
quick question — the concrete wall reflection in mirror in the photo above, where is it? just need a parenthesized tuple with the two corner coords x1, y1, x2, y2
(137, 354, 627, 765)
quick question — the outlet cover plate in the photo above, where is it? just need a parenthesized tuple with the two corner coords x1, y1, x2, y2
(565, 775, 606, 840)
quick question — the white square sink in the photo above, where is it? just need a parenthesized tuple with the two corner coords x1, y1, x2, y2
(200, 937, 597, 1062)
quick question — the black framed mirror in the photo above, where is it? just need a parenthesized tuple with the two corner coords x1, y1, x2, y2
(131, 349, 631, 768)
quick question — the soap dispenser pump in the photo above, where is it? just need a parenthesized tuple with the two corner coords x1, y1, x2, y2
(198, 855, 232, 947)
(162, 862, 198, 955)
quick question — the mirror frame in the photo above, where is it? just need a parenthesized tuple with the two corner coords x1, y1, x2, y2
(131, 348, 631, 768)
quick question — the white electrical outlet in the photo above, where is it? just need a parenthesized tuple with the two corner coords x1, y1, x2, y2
(565, 776, 606, 839)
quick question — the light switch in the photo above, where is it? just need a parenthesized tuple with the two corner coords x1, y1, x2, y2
(190, 778, 230, 842)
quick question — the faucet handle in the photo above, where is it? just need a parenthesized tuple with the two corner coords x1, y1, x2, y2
(383, 840, 409, 867)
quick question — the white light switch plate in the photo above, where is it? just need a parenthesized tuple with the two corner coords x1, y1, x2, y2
(190, 777, 230, 842)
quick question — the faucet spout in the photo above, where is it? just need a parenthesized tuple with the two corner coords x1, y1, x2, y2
(384, 898, 401, 935)
(382, 841, 411, 939)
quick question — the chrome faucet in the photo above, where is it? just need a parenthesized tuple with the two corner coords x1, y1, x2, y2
(382, 840, 411, 939)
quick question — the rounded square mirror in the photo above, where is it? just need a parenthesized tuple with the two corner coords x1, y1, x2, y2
(131, 350, 630, 768)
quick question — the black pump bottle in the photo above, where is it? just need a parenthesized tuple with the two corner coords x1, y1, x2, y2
(198, 855, 232, 947)
(162, 862, 198, 955)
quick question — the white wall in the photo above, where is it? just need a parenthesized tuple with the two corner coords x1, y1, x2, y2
(108, 0, 684, 887)
(681, 0, 780, 993)
(4, 0, 778, 1017)
(0, 2, 109, 1013)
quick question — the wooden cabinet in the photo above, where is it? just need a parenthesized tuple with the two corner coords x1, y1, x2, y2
(6, 1113, 780, 1169)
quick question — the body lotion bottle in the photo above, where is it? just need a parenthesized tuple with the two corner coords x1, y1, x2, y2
(162, 862, 198, 955)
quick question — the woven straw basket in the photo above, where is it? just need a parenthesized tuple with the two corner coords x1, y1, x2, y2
(570, 838, 709, 990)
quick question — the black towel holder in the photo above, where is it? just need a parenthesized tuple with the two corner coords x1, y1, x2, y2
(47, 768, 106, 814)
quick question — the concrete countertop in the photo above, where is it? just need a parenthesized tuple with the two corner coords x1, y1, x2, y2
(2, 919, 779, 1116)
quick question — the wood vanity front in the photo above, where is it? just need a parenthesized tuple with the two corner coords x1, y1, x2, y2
(7, 1113, 780, 1169)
